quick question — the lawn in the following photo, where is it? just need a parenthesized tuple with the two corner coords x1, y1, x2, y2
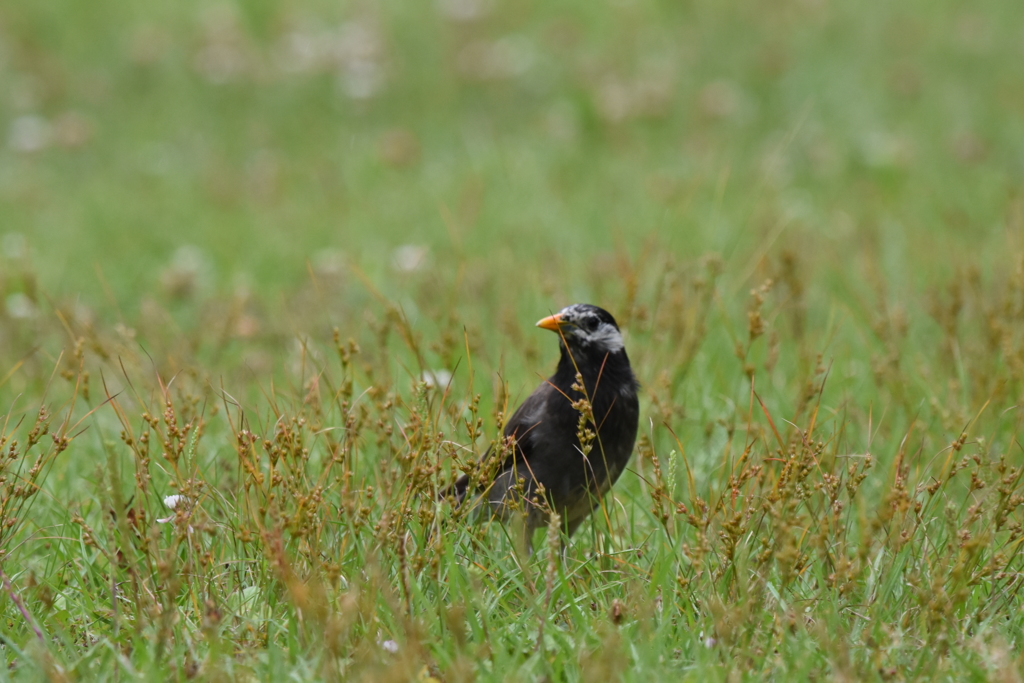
(1, 0, 1024, 679)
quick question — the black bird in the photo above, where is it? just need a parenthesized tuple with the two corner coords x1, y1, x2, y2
(448, 304, 640, 548)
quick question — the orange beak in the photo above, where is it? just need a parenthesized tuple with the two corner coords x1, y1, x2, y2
(535, 313, 563, 331)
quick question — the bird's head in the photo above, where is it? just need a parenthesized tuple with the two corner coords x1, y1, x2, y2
(536, 303, 625, 356)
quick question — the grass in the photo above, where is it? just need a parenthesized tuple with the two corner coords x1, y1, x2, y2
(2, 0, 1024, 679)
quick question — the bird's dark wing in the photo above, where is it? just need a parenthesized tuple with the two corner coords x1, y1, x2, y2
(444, 378, 558, 504)
(500, 379, 558, 464)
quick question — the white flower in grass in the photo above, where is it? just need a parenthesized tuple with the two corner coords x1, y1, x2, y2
(379, 639, 399, 654)
(5, 293, 36, 319)
(391, 244, 429, 273)
(161, 244, 213, 299)
(312, 248, 346, 278)
(421, 369, 452, 389)
(157, 494, 191, 529)
(167, 494, 186, 505)
(8, 115, 52, 153)
(437, 0, 493, 22)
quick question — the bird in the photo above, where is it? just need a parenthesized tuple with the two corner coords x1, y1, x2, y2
(446, 303, 640, 549)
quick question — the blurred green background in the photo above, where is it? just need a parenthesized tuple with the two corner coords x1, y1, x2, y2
(3, 0, 1021, 318)
(3, 3, 1024, 678)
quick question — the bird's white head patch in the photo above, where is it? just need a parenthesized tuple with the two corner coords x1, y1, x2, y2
(541, 303, 625, 354)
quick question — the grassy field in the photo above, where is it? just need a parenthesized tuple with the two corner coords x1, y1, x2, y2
(2, 0, 1024, 679)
